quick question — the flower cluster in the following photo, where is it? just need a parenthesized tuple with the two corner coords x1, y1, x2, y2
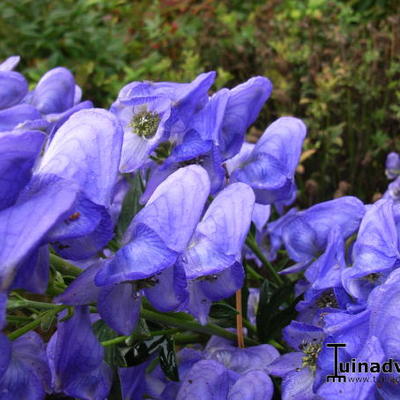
(250, 152, 400, 399)
(1, 54, 397, 400)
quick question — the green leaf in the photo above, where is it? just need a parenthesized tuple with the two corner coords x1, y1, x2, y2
(126, 318, 151, 345)
(209, 302, 238, 326)
(93, 320, 127, 368)
(159, 336, 179, 382)
(40, 310, 56, 332)
(123, 335, 165, 367)
(116, 173, 144, 239)
(256, 280, 298, 342)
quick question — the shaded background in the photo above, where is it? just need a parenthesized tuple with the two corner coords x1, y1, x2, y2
(1, 0, 399, 206)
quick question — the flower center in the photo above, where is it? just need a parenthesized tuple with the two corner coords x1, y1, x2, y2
(196, 274, 219, 282)
(178, 156, 206, 167)
(135, 275, 160, 289)
(364, 273, 380, 283)
(300, 342, 322, 371)
(316, 289, 338, 309)
(129, 110, 160, 139)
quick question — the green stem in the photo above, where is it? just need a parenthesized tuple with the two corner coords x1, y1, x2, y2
(245, 263, 265, 281)
(49, 254, 82, 277)
(242, 319, 257, 335)
(141, 309, 259, 346)
(8, 305, 67, 340)
(7, 299, 62, 311)
(245, 237, 284, 286)
(174, 333, 205, 344)
(268, 339, 286, 352)
(6, 315, 32, 323)
(101, 328, 181, 347)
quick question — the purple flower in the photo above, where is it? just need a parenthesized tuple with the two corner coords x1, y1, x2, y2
(316, 268, 400, 399)
(140, 128, 225, 202)
(58, 166, 210, 334)
(256, 207, 298, 263)
(47, 306, 112, 399)
(231, 117, 307, 205)
(0, 104, 42, 132)
(0, 129, 45, 210)
(112, 72, 216, 172)
(38, 108, 123, 260)
(0, 173, 78, 293)
(342, 199, 400, 302)
(0, 56, 20, 71)
(0, 70, 28, 110)
(181, 182, 255, 323)
(268, 321, 325, 400)
(281, 196, 365, 265)
(31, 67, 76, 115)
(218, 77, 273, 160)
(383, 176, 400, 203)
(0, 332, 51, 399)
(385, 152, 400, 180)
(143, 335, 278, 400)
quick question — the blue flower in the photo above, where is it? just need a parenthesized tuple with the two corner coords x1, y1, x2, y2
(112, 72, 216, 172)
(0, 127, 80, 302)
(38, 108, 124, 260)
(385, 152, 400, 180)
(47, 306, 112, 399)
(342, 199, 400, 303)
(268, 321, 325, 400)
(121, 334, 279, 400)
(217, 77, 273, 160)
(231, 117, 307, 205)
(0, 332, 51, 400)
(280, 197, 365, 269)
(0, 70, 28, 110)
(316, 268, 400, 399)
(57, 166, 210, 335)
(181, 182, 255, 323)
(31, 67, 76, 115)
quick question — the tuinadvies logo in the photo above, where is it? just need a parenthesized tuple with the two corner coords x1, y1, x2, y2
(326, 343, 400, 383)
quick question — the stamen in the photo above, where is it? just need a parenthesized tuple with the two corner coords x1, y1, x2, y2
(136, 276, 160, 289)
(364, 273, 380, 283)
(300, 342, 322, 371)
(316, 289, 338, 309)
(129, 110, 160, 139)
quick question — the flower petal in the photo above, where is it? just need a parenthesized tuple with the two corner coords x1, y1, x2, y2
(145, 263, 188, 312)
(98, 283, 141, 335)
(176, 360, 237, 400)
(130, 165, 210, 252)
(95, 224, 179, 285)
(32, 67, 75, 114)
(0, 71, 28, 109)
(55, 262, 101, 306)
(11, 245, 49, 293)
(220, 77, 273, 159)
(0, 104, 42, 132)
(0, 56, 20, 71)
(39, 108, 123, 207)
(0, 129, 45, 211)
(196, 182, 255, 256)
(198, 262, 244, 301)
(228, 370, 274, 400)
(0, 174, 78, 290)
(49, 306, 112, 399)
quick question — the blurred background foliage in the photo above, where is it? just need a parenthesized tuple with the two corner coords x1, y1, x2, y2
(0, 0, 399, 205)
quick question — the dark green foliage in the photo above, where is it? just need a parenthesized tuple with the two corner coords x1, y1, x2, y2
(1, 0, 399, 202)
(159, 336, 179, 382)
(93, 320, 127, 368)
(256, 280, 299, 343)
